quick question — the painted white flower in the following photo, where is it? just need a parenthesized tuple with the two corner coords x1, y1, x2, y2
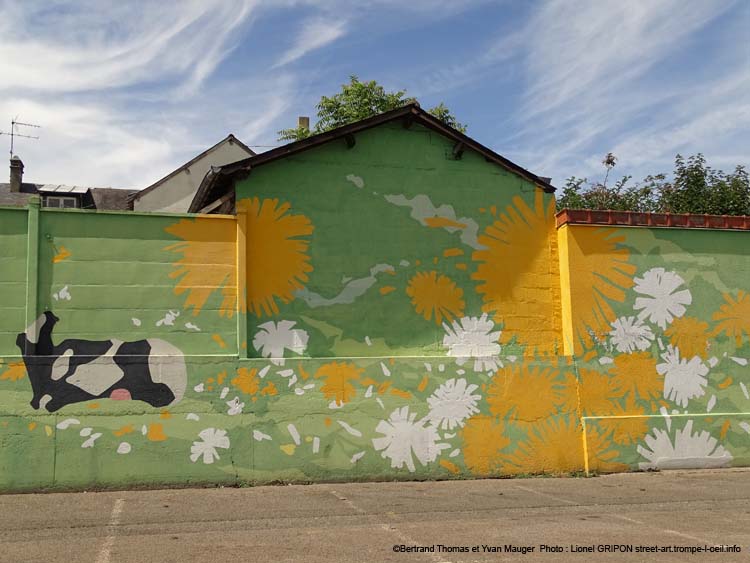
(252, 320, 309, 366)
(633, 268, 692, 329)
(190, 428, 230, 464)
(657, 345, 709, 407)
(608, 316, 655, 353)
(372, 406, 449, 472)
(226, 397, 244, 416)
(426, 378, 481, 430)
(637, 420, 732, 470)
(442, 314, 502, 373)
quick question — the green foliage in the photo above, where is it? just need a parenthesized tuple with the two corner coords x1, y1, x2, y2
(556, 154, 750, 216)
(276, 125, 311, 142)
(425, 102, 467, 133)
(278, 76, 466, 141)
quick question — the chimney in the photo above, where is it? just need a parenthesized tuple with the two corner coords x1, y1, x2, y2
(298, 116, 310, 131)
(10, 156, 24, 193)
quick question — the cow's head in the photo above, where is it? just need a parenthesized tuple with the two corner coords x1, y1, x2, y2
(16, 311, 59, 357)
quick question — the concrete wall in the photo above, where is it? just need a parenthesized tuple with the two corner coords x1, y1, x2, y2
(133, 139, 252, 213)
(0, 124, 748, 491)
(559, 223, 750, 472)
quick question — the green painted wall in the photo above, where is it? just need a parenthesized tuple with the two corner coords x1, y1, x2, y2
(0, 208, 28, 355)
(0, 122, 748, 491)
(560, 224, 750, 472)
(234, 122, 562, 358)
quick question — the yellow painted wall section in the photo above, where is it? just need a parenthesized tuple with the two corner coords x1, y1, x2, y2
(472, 190, 563, 355)
(556, 225, 575, 356)
(554, 224, 636, 355)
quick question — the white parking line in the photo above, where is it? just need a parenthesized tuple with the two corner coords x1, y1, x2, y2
(513, 484, 578, 505)
(94, 498, 125, 563)
(327, 488, 451, 563)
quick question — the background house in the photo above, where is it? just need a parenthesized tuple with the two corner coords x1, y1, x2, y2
(0, 156, 136, 211)
(130, 134, 254, 213)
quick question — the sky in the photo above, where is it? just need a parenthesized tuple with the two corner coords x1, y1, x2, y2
(0, 0, 748, 190)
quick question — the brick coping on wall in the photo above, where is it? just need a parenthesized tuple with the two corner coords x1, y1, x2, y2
(556, 209, 750, 230)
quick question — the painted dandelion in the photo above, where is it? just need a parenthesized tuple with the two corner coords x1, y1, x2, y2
(190, 428, 230, 464)
(372, 406, 449, 472)
(608, 316, 654, 353)
(638, 420, 731, 470)
(633, 268, 692, 329)
(442, 314, 502, 373)
(657, 345, 709, 408)
(252, 320, 309, 365)
(406, 271, 464, 325)
(426, 378, 481, 430)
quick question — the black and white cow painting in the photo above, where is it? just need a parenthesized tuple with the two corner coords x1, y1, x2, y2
(17, 311, 187, 412)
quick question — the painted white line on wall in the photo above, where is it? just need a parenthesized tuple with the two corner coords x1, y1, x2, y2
(94, 498, 125, 563)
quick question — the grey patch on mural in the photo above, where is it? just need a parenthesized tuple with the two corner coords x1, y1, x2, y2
(296, 263, 395, 308)
(384, 193, 485, 250)
(156, 310, 180, 327)
(53, 285, 71, 301)
(345, 174, 364, 188)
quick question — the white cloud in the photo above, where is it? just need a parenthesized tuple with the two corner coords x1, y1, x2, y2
(273, 18, 347, 68)
(0, 0, 258, 94)
(491, 0, 748, 181)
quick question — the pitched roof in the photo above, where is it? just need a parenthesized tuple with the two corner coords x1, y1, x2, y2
(0, 182, 137, 211)
(0, 184, 35, 206)
(130, 134, 254, 204)
(189, 104, 555, 213)
(89, 187, 139, 211)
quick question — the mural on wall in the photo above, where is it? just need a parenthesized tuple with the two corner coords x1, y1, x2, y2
(562, 225, 750, 471)
(0, 123, 748, 491)
(17, 311, 186, 413)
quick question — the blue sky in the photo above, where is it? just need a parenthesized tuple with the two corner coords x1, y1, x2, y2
(1, 0, 747, 190)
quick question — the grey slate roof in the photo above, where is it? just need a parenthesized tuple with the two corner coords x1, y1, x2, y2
(89, 188, 138, 211)
(0, 183, 137, 211)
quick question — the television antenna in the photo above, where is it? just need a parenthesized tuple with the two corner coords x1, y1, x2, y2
(0, 118, 41, 157)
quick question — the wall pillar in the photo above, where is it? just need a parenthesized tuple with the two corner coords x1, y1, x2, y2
(556, 223, 576, 356)
(24, 197, 40, 355)
(236, 200, 248, 358)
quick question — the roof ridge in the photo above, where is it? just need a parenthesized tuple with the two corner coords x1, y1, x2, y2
(189, 104, 554, 213)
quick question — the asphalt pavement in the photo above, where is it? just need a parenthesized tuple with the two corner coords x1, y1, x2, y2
(1, 469, 748, 563)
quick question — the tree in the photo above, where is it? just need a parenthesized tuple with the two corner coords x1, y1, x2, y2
(556, 153, 749, 216)
(278, 76, 466, 141)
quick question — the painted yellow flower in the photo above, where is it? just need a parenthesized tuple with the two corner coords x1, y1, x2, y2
(486, 363, 565, 422)
(597, 399, 649, 446)
(712, 290, 750, 346)
(165, 216, 237, 316)
(560, 368, 620, 417)
(165, 197, 314, 318)
(406, 271, 464, 325)
(0, 361, 26, 381)
(609, 352, 662, 403)
(315, 361, 363, 406)
(461, 415, 510, 475)
(472, 191, 561, 355)
(665, 316, 709, 359)
(242, 197, 314, 317)
(232, 367, 260, 395)
(505, 417, 624, 475)
(558, 226, 637, 353)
